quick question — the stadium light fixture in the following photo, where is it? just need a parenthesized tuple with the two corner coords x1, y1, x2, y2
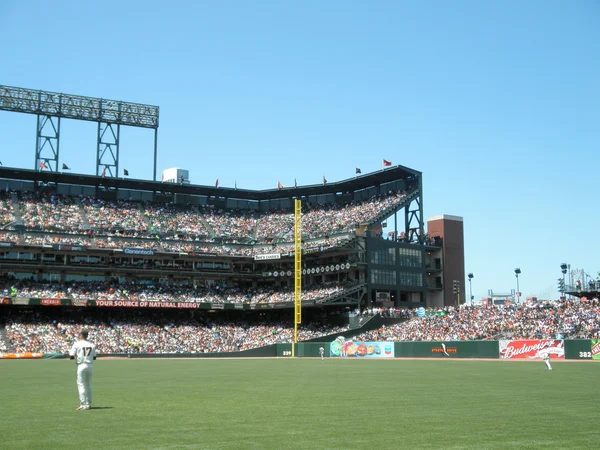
(452, 280, 460, 306)
(467, 273, 474, 304)
(560, 263, 569, 300)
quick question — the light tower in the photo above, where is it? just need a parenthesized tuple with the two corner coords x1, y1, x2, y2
(514, 268, 521, 303)
(467, 273, 474, 304)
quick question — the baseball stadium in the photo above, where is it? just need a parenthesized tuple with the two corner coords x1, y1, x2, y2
(1, 85, 599, 449)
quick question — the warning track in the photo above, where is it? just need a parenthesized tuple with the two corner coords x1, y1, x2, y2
(96, 356, 594, 362)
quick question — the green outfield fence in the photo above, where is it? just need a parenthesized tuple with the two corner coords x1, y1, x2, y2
(276, 340, 598, 360)
(395, 341, 499, 358)
(3, 340, 598, 360)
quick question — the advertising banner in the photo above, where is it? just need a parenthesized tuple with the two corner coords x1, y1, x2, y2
(123, 248, 156, 256)
(9, 297, 30, 305)
(499, 340, 565, 360)
(94, 300, 201, 309)
(53, 244, 87, 252)
(71, 299, 89, 307)
(330, 337, 394, 358)
(254, 253, 281, 261)
(592, 339, 600, 360)
(40, 298, 62, 306)
(187, 252, 217, 257)
(2, 297, 325, 310)
(0, 352, 44, 359)
(0, 241, 15, 248)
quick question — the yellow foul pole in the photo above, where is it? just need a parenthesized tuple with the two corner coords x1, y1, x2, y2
(293, 199, 302, 357)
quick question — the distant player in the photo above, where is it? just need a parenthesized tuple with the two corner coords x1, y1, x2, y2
(441, 343, 450, 357)
(319, 346, 325, 360)
(541, 352, 552, 371)
(69, 329, 96, 411)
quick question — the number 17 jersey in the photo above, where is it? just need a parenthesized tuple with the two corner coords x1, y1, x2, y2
(69, 340, 96, 365)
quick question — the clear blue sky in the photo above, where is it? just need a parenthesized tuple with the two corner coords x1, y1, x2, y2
(0, 1, 598, 299)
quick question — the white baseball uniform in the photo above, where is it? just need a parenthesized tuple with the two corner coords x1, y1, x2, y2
(319, 347, 324, 360)
(541, 352, 552, 370)
(69, 339, 96, 408)
(441, 343, 450, 357)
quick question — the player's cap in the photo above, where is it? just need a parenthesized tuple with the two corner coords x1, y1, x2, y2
(80, 329, 89, 340)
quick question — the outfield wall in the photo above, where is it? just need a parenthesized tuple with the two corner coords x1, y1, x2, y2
(395, 341, 499, 358)
(2, 339, 598, 360)
(276, 339, 599, 360)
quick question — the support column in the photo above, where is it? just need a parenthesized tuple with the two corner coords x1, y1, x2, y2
(35, 115, 60, 172)
(406, 178, 424, 244)
(96, 122, 120, 177)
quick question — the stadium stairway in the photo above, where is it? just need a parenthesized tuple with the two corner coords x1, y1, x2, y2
(303, 314, 408, 344)
(0, 324, 15, 352)
(365, 189, 420, 232)
(194, 206, 216, 239)
(9, 192, 24, 226)
(74, 197, 91, 230)
(138, 203, 154, 232)
(251, 221, 259, 241)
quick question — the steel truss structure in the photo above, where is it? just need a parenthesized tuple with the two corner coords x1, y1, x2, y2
(316, 283, 367, 305)
(366, 176, 424, 245)
(0, 85, 159, 179)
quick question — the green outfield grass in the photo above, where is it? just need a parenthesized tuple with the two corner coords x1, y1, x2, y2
(1, 359, 598, 449)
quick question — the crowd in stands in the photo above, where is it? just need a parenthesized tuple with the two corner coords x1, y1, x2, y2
(3, 189, 409, 244)
(20, 193, 85, 232)
(3, 310, 348, 354)
(0, 192, 14, 227)
(355, 299, 600, 341)
(144, 203, 211, 237)
(2, 280, 353, 305)
(0, 232, 20, 243)
(301, 192, 407, 239)
(351, 307, 412, 319)
(3, 298, 600, 354)
(0, 229, 351, 257)
(81, 197, 145, 235)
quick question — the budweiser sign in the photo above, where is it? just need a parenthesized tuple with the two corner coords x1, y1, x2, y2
(499, 340, 565, 360)
(591, 339, 600, 360)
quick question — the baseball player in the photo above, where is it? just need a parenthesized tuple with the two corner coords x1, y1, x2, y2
(541, 352, 552, 371)
(319, 346, 325, 360)
(69, 329, 96, 411)
(441, 343, 450, 357)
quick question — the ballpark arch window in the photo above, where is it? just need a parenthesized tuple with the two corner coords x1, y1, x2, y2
(370, 248, 396, 265)
(398, 271, 423, 287)
(371, 269, 396, 285)
(398, 248, 423, 268)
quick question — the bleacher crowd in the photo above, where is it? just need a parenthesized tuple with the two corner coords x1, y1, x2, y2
(3, 310, 348, 354)
(0, 189, 412, 256)
(3, 299, 599, 354)
(2, 280, 352, 305)
(355, 299, 600, 341)
(2, 190, 408, 245)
